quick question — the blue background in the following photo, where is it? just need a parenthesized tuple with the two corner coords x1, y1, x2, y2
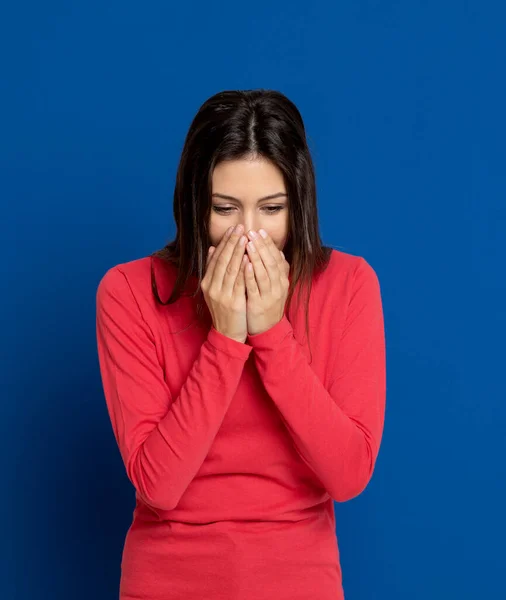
(2, 1, 504, 598)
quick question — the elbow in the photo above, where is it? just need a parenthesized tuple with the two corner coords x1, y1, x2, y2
(127, 447, 177, 512)
(331, 441, 378, 503)
(331, 473, 372, 503)
(138, 491, 176, 513)
(136, 481, 177, 512)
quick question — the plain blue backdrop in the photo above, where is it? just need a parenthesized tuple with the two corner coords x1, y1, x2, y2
(2, 1, 504, 598)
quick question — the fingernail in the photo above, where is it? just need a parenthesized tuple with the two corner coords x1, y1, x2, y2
(259, 229, 267, 239)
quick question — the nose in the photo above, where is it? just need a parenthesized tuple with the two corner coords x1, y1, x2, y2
(241, 217, 260, 236)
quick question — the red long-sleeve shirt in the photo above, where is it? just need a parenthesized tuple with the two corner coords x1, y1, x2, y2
(95, 248, 386, 600)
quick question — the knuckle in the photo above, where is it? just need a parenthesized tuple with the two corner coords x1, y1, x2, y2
(231, 299, 243, 312)
(250, 304, 262, 316)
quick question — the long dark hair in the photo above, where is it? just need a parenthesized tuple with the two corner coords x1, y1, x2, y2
(151, 89, 332, 363)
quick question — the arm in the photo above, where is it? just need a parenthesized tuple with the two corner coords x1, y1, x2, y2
(95, 266, 252, 511)
(246, 257, 386, 502)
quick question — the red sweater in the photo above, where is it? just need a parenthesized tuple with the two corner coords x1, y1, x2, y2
(95, 249, 386, 600)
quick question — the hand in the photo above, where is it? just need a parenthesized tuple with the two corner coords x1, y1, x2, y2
(244, 229, 290, 336)
(201, 225, 249, 343)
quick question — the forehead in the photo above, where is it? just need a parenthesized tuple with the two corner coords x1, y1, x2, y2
(211, 158, 286, 196)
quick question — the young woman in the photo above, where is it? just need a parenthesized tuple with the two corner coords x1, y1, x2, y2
(96, 89, 386, 600)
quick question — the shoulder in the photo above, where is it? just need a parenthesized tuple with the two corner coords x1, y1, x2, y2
(97, 255, 151, 292)
(96, 255, 157, 311)
(313, 249, 383, 332)
(96, 254, 190, 323)
(319, 248, 381, 296)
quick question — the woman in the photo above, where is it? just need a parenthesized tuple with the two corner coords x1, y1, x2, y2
(96, 89, 386, 600)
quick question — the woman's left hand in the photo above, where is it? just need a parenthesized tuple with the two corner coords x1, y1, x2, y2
(244, 229, 290, 336)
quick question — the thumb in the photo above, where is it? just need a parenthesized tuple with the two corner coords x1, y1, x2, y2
(206, 246, 215, 269)
(234, 254, 247, 295)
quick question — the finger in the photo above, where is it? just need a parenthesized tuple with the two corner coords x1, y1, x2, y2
(222, 233, 247, 296)
(206, 246, 215, 269)
(246, 238, 270, 295)
(279, 250, 290, 277)
(257, 233, 283, 275)
(204, 226, 234, 284)
(234, 254, 248, 296)
(257, 231, 285, 272)
(212, 227, 245, 293)
(252, 231, 285, 291)
(244, 257, 260, 297)
(273, 244, 286, 271)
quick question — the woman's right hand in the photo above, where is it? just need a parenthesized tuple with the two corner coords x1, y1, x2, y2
(201, 225, 249, 344)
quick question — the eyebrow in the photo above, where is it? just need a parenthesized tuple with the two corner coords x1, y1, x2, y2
(211, 192, 288, 202)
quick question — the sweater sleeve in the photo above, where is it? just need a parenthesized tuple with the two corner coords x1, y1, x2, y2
(246, 257, 386, 503)
(95, 266, 253, 512)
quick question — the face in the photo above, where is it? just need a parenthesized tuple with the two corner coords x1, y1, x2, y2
(209, 157, 289, 251)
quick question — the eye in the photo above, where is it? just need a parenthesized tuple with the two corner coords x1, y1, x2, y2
(212, 206, 284, 215)
(212, 207, 233, 214)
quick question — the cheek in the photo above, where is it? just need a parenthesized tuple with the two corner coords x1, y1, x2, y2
(267, 221, 289, 249)
(208, 220, 225, 247)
